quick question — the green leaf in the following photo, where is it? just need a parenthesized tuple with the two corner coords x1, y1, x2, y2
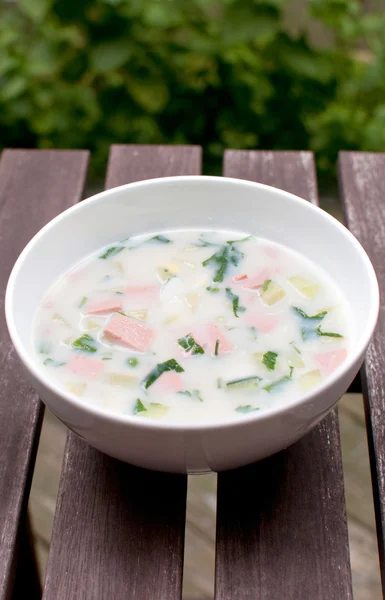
(43, 358, 66, 367)
(264, 367, 294, 393)
(292, 307, 328, 341)
(90, 40, 133, 73)
(178, 334, 205, 355)
(133, 399, 147, 415)
(149, 234, 172, 244)
(226, 376, 261, 390)
(78, 296, 87, 309)
(202, 244, 244, 283)
(262, 279, 272, 293)
(19, 0, 52, 23)
(235, 405, 260, 413)
(99, 246, 124, 260)
(316, 327, 343, 338)
(177, 389, 204, 402)
(262, 351, 278, 371)
(72, 334, 98, 354)
(206, 286, 220, 292)
(142, 358, 184, 389)
(226, 235, 254, 244)
(225, 287, 246, 318)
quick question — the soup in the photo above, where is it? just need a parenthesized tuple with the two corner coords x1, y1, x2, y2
(32, 230, 352, 422)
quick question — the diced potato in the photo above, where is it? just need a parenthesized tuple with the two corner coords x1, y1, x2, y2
(142, 403, 169, 419)
(288, 276, 320, 299)
(164, 263, 179, 273)
(300, 369, 322, 391)
(52, 313, 69, 326)
(106, 373, 138, 387)
(126, 309, 148, 322)
(261, 281, 286, 306)
(185, 293, 200, 310)
(84, 319, 100, 331)
(114, 262, 125, 274)
(67, 383, 87, 396)
(162, 315, 180, 325)
(288, 352, 305, 368)
(156, 266, 176, 282)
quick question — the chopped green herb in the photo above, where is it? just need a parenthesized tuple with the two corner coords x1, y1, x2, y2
(78, 296, 87, 309)
(225, 287, 246, 318)
(99, 246, 124, 260)
(202, 243, 244, 282)
(214, 339, 220, 356)
(262, 351, 278, 371)
(206, 286, 220, 293)
(149, 234, 171, 244)
(250, 326, 257, 340)
(127, 357, 139, 367)
(177, 389, 204, 402)
(226, 376, 261, 390)
(226, 235, 254, 244)
(194, 235, 218, 247)
(114, 291, 124, 295)
(235, 405, 260, 413)
(264, 367, 294, 393)
(39, 341, 51, 355)
(43, 358, 65, 367)
(292, 306, 328, 341)
(142, 358, 184, 389)
(178, 334, 204, 355)
(133, 399, 147, 414)
(262, 279, 272, 293)
(72, 333, 98, 353)
(290, 341, 301, 354)
(293, 307, 328, 321)
(316, 327, 343, 338)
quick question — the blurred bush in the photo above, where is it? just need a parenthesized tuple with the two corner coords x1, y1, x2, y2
(1, 0, 385, 178)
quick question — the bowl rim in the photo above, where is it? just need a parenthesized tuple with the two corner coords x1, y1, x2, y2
(5, 175, 380, 432)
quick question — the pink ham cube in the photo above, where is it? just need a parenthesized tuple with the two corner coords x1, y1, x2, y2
(232, 274, 248, 282)
(152, 370, 184, 395)
(124, 285, 159, 300)
(313, 349, 348, 376)
(247, 313, 279, 333)
(104, 312, 154, 352)
(87, 297, 123, 315)
(194, 323, 233, 355)
(67, 355, 104, 379)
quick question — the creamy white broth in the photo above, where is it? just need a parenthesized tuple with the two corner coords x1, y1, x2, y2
(32, 230, 353, 423)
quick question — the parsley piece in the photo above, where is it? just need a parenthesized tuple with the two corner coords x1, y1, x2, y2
(177, 389, 204, 402)
(99, 246, 124, 260)
(178, 334, 204, 355)
(262, 351, 278, 371)
(225, 287, 246, 318)
(214, 339, 220, 356)
(142, 358, 184, 389)
(202, 243, 244, 282)
(226, 235, 254, 244)
(292, 306, 328, 341)
(317, 327, 343, 338)
(133, 399, 147, 414)
(149, 234, 171, 244)
(235, 405, 260, 413)
(78, 296, 87, 308)
(72, 333, 98, 353)
(226, 376, 261, 390)
(262, 279, 272, 292)
(206, 286, 220, 293)
(264, 367, 294, 393)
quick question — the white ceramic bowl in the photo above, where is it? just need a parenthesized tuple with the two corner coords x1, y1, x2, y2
(5, 176, 379, 473)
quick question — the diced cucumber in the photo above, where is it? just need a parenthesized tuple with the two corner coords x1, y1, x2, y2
(288, 276, 320, 299)
(261, 281, 286, 306)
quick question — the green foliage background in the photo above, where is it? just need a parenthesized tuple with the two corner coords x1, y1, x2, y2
(1, 0, 385, 178)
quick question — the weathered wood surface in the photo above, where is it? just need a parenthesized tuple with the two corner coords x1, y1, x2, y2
(215, 150, 353, 600)
(0, 150, 89, 600)
(339, 151, 385, 594)
(43, 145, 201, 600)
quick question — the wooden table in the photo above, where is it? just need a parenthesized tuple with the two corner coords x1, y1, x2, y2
(0, 146, 383, 600)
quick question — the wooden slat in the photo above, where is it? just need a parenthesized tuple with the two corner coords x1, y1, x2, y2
(0, 149, 89, 600)
(43, 144, 202, 600)
(338, 151, 385, 592)
(215, 150, 353, 600)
